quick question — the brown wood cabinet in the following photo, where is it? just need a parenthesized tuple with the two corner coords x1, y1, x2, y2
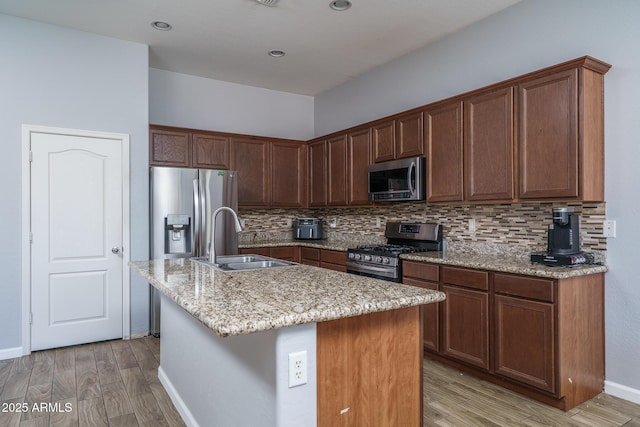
(150, 128, 191, 167)
(192, 133, 229, 169)
(402, 261, 605, 411)
(464, 86, 515, 201)
(239, 246, 300, 263)
(425, 101, 464, 202)
(518, 59, 609, 201)
(396, 111, 424, 159)
(271, 141, 306, 208)
(327, 135, 348, 206)
(403, 261, 440, 352)
(308, 141, 327, 207)
(230, 138, 270, 207)
(317, 307, 422, 427)
(441, 267, 490, 370)
(348, 128, 372, 205)
(300, 247, 321, 266)
(371, 120, 396, 163)
(320, 249, 347, 272)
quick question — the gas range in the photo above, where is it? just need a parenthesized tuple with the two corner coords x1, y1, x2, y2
(346, 222, 442, 282)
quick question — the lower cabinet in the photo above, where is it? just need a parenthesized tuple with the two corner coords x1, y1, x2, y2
(239, 246, 300, 263)
(300, 247, 320, 266)
(320, 249, 347, 272)
(239, 246, 346, 271)
(401, 260, 604, 411)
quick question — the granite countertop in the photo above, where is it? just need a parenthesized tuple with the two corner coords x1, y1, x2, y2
(130, 258, 445, 337)
(401, 252, 608, 279)
(240, 238, 608, 279)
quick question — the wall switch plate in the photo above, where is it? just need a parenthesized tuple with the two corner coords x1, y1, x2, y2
(603, 220, 617, 238)
(468, 218, 476, 232)
(288, 351, 307, 388)
(285, 218, 292, 228)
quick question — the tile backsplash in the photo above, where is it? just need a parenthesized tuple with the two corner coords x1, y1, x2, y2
(239, 202, 607, 253)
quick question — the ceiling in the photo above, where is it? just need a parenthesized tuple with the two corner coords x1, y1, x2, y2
(0, 0, 520, 96)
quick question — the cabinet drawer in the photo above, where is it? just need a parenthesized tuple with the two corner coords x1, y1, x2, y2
(494, 274, 555, 303)
(239, 247, 270, 257)
(402, 261, 439, 282)
(300, 247, 320, 261)
(321, 262, 347, 273)
(441, 267, 489, 291)
(321, 249, 346, 266)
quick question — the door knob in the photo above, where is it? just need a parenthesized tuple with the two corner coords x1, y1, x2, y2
(112, 247, 121, 254)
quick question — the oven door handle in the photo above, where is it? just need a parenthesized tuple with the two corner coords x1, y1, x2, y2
(346, 262, 397, 274)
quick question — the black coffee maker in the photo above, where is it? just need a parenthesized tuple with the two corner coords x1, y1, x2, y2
(547, 207, 581, 255)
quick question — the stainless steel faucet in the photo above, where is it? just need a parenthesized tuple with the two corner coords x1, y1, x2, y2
(209, 207, 243, 264)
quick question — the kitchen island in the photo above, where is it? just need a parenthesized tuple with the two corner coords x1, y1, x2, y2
(130, 258, 445, 427)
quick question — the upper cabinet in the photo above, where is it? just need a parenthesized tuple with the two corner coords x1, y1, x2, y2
(464, 86, 515, 202)
(425, 101, 464, 203)
(348, 128, 372, 206)
(271, 141, 307, 208)
(308, 140, 327, 207)
(372, 113, 424, 163)
(327, 135, 349, 206)
(192, 133, 230, 169)
(150, 128, 191, 167)
(396, 111, 424, 159)
(372, 120, 396, 163)
(230, 138, 270, 207)
(518, 58, 609, 201)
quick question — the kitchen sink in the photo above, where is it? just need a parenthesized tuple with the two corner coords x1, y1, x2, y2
(190, 255, 294, 271)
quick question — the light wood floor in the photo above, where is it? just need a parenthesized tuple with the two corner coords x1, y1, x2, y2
(2, 337, 640, 426)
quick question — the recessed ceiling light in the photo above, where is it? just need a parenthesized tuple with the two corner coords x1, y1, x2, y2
(151, 21, 172, 31)
(268, 50, 286, 58)
(329, 0, 352, 11)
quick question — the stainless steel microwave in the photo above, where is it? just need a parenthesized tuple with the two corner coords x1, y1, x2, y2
(368, 156, 426, 202)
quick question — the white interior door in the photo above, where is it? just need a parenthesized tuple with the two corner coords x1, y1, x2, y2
(30, 131, 124, 351)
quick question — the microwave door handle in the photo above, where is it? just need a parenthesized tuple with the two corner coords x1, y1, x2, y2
(407, 161, 416, 195)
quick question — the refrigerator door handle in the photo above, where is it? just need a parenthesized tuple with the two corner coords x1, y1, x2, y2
(199, 177, 207, 257)
(193, 179, 201, 257)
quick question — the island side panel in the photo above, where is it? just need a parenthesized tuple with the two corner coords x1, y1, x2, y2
(317, 306, 423, 427)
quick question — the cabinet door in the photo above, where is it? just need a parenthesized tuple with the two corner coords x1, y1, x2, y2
(518, 69, 579, 199)
(271, 141, 306, 208)
(150, 129, 191, 167)
(230, 138, 270, 207)
(238, 247, 271, 257)
(327, 135, 348, 206)
(403, 277, 439, 352)
(441, 285, 489, 370)
(269, 246, 300, 263)
(309, 141, 327, 207)
(464, 87, 514, 201)
(495, 295, 555, 393)
(425, 102, 464, 202)
(348, 128, 371, 205)
(396, 111, 424, 159)
(192, 133, 229, 169)
(372, 120, 396, 163)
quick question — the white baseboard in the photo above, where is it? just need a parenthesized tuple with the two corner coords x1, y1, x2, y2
(605, 380, 640, 405)
(129, 331, 149, 340)
(158, 366, 198, 427)
(0, 346, 24, 361)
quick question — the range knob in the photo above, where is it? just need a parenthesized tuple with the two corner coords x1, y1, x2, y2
(374, 256, 383, 263)
(364, 255, 371, 262)
(354, 254, 361, 260)
(348, 253, 354, 259)
(383, 257, 390, 264)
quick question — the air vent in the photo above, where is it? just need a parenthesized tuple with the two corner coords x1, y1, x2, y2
(254, 0, 279, 6)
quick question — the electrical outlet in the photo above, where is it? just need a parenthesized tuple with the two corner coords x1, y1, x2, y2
(288, 350, 307, 388)
(239, 219, 246, 229)
(603, 220, 616, 238)
(376, 218, 382, 228)
(468, 218, 476, 232)
(285, 218, 292, 228)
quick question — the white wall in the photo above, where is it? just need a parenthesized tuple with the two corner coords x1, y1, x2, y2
(150, 69, 314, 141)
(0, 14, 150, 352)
(315, 0, 640, 397)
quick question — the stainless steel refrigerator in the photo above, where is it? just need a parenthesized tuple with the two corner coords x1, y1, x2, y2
(149, 166, 239, 336)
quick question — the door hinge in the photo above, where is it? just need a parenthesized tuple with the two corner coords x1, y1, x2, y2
(29, 312, 33, 324)
(29, 151, 33, 162)
(29, 232, 33, 243)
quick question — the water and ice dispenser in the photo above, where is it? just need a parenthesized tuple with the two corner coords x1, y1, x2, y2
(164, 214, 192, 254)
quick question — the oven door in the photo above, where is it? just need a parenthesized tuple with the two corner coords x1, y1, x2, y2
(346, 261, 401, 283)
